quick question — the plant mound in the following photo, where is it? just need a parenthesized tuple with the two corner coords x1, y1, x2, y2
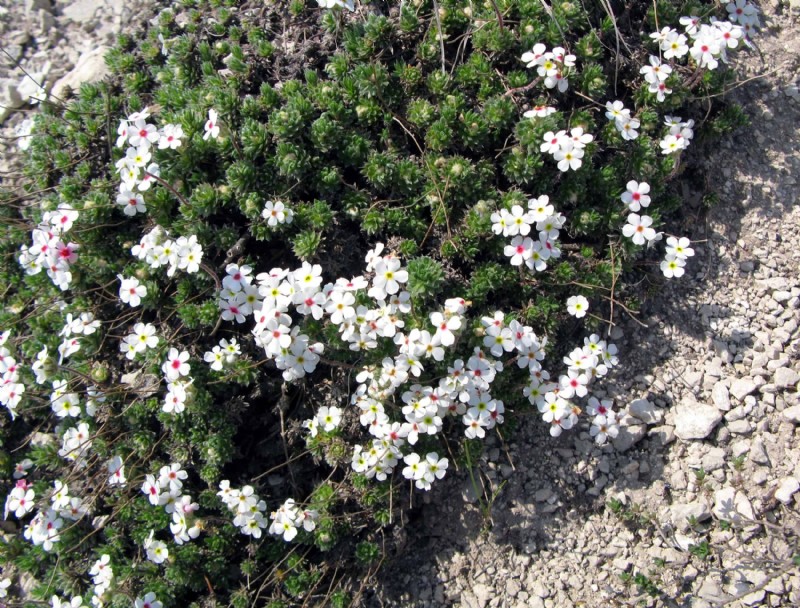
(0, 0, 753, 606)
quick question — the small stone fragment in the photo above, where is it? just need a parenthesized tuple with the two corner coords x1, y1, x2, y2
(712, 382, 731, 411)
(612, 423, 646, 451)
(713, 487, 755, 524)
(774, 477, 800, 504)
(674, 395, 723, 441)
(774, 367, 800, 389)
(628, 398, 663, 424)
(670, 502, 711, 531)
(730, 377, 758, 401)
(782, 405, 800, 424)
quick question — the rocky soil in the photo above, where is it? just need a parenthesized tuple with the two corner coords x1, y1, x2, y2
(0, 0, 153, 172)
(2, 1, 799, 608)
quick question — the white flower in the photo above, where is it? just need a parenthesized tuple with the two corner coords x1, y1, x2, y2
(158, 123, 184, 149)
(144, 530, 169, 564)
(566, 295, 589, 318)
(117, 275, 147, 307)
(620, 181, 651, 212)
(262, 201, 294, 226)
(665, 236, 695, 259)
(622, 213, 657, 245)
(107, 456, 126, 486)
(316, 406, 343, 432)
(204, 109, 220, 140)
(317, 0, 355, 10)
(660, 254, 686, 278)
(162, 348, 191, 381)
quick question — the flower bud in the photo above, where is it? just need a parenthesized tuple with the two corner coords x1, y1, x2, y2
(91, 363, 109, 383)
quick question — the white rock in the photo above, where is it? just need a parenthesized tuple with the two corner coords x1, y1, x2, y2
(674, 395, 723, 441)
(670, 502, 711, 531)
(774, 367, 800, 389)
(774, 477, 800, 504)
(52, 46, 110, 98)
(25, 0, 52, 15)
(628, 398, 663, 424)
(0, 79, 24, 123)
(713, 488, 755, 524)
(712, 382, 731, 411)
(62, 0, 99, 23)
(612, 423, 646, 452)
(730, 377, 758, 401)
(782, 405, 800, 423)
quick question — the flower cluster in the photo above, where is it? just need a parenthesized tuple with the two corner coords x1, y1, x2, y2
(114, 108, 170, 214)
(640, 55, 673, 102)
(17, 202, 80, 290)
(604, 100, 639, 141)
(726, 0, 761, 35)
(540, 127, 593, 172)
(650, 10, 747, 76)
(493, 195, 564, 272)
(203, 337, 241, 371)
(521, 43, 577, 92)
(659, 115, 695, 155)
(218, 482, 270, 538)
(140, 462, 202, 544)
(525, 333, 619, 438)
(268, 498, 319, 542)
(1, 332, 24, 419)
(131, 225, 204, 278)
(89, 555, 114, 603)
(19, 482, 65, 552)
(58, 421, 92, 466)
(161, 348, 194, 414)
(401, 452, 449, 491)
(587, 396, 621, 445)
(218, 262, 334, 381)
(120, 322, 159, 360)
(302, 405, 343, 437)
(660, 236, 696, 278)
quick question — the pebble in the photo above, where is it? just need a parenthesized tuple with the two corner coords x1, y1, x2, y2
(670, 502, 711, 531)
(728, 419, 753, 435)
(730, 377, 758, 401)
(628, 398, 663, 424)
(774, 477, 800, 504)
(782, 405, 800, 424)
(702, 447, 726, 471)
(612, 423, 646, 452)
(774, 367, 799, 389)
(52, 46, 111, 98)
(712, 382, 731, 411)
(713, 488, 755, 524)
(749, 437, 770, 466)
(674, 395, 723, 441)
